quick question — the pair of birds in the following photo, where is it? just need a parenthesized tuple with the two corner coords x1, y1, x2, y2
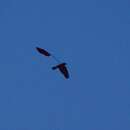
(36, 47, 69, 79)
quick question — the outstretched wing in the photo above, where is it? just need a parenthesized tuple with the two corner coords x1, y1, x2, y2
(36, 47, 51, 56)
(59, 65, 69, 79)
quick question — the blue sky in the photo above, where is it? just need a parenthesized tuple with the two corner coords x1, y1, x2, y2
(0, 0, 130, 129)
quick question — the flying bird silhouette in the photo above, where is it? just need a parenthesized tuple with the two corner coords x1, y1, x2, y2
(52, 63, 69, 79)
(36, 47, 69, 79)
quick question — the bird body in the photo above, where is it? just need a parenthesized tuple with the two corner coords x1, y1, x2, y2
(36, 47, 69, 79)
(52, 63, 69, 79)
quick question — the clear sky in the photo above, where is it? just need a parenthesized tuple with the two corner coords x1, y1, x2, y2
(0, 0, 130, 129)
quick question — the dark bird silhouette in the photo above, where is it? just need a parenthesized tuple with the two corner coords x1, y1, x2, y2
(36, 47, 69, 79)
(52, 63, 69, 79)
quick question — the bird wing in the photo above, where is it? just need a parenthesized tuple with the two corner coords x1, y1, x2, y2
(36, 47, 51, 56)
(59, 65, 69, 79)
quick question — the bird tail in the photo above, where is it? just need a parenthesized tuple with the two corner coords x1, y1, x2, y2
(52, 65, 58, 70)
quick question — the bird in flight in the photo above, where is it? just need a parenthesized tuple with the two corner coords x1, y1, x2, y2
(36, 47, 69, 79)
